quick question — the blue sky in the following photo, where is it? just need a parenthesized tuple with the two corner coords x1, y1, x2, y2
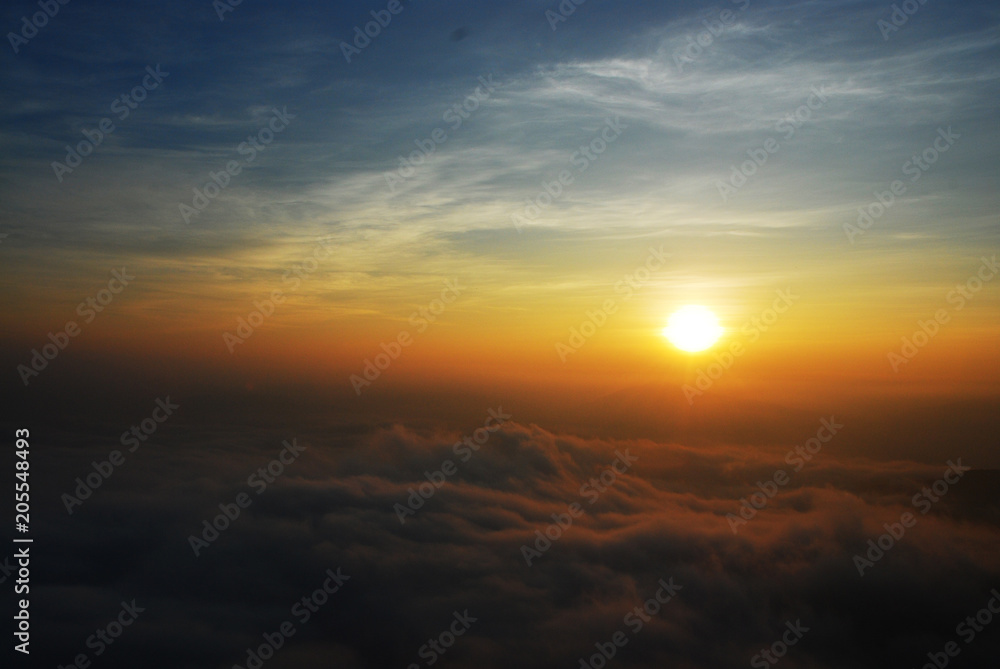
(2, 0, 998, 356)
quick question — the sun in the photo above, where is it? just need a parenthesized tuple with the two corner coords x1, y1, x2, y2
(663, 305, 723, 352)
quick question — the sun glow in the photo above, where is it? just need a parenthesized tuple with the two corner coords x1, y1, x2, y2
(663, 305, 723, 352)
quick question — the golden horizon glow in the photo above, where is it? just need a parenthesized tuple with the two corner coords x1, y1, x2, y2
(663, 305, 723, 352)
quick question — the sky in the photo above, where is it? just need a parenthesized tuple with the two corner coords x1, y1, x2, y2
(1, 0, 999, 667)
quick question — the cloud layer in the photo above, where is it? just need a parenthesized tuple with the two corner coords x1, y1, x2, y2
(28, 417, 1000, 668)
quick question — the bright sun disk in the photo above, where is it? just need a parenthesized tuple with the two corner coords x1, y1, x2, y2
(663, 305, 723, 352)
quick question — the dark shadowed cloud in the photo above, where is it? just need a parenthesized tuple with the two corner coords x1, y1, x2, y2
(25, 417, 1000, 668)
